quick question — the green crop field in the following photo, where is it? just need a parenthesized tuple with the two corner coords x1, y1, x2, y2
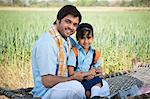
(0, 9, 150, 89)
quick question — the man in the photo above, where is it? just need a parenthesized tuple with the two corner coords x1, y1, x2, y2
(32, 5, 86, 99)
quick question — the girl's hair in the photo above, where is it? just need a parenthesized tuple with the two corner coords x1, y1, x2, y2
(76, 23, 93, 41)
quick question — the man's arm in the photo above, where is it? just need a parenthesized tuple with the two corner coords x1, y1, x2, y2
(42, 72, 84, 88)
(42, 74, 72, 88)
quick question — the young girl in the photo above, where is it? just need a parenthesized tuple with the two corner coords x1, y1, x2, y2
(67, 23, 110, 98)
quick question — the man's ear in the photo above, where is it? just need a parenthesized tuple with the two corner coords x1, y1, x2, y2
(56, 20, 60, 24)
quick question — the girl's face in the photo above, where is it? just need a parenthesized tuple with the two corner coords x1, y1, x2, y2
(78, 32, 94, 51)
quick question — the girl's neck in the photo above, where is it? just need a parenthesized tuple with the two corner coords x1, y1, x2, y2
(83, 48, 89, 54)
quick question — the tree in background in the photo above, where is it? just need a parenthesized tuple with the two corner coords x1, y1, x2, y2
(131, 0, 150, 7)
(0, 0, 31, 6)
(0, 0, 149, 7)
(75, 0, 96, 6)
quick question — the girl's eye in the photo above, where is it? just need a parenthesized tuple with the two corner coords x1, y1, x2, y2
(80, 36, 92, 39)
(80, 37, 85, 39)
(87, 37, 92, 39)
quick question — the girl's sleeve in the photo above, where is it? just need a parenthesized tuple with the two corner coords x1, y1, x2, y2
(67, 49, 76, 67)
(93, 59, 101, 68)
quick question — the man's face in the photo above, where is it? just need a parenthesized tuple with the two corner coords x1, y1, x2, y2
(57, 15, 79, 39)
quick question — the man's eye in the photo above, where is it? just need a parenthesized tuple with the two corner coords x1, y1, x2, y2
(65, 19, 71, 24)
(74, 23, 78, 27)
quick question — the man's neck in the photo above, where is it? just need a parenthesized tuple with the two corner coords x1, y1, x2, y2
(58, 30, 67, 41)
(54, 24, 67, 41)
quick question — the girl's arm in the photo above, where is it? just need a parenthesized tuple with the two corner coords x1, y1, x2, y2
(68, 66, 84, 81)
(82, 68, 96, 80)
(68, 66, 76, 76)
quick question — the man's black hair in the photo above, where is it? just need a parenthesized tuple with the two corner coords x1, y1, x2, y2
(76, 23, 94, 41)
(54, 5, 82, 24)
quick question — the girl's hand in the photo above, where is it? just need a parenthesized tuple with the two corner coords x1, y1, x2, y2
(85, 75, 94, 80)
(95, 68, 103, 76)
(73, 72, 84, 81)
(89, 68, 96, 76)
(83, 68, 96, 80)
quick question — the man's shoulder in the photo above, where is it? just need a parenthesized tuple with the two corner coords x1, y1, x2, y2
(35, 32, 55, 47)
(69, 37, 76, 47)
(40, 32, 52, 40)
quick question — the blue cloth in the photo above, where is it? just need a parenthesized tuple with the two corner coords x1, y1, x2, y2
(32, 32, 76, 97)
(67, 44, 101, 72)
(81, 76, 103, 91)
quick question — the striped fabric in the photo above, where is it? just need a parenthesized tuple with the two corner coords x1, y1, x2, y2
(48, 25, 71, 76)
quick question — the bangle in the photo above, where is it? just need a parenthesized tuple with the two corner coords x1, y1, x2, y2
(71, 75, 75, 80)
(67, 75, 74, 81)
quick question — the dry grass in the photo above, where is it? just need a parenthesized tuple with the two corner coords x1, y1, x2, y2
(0, 58, 33, 89)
